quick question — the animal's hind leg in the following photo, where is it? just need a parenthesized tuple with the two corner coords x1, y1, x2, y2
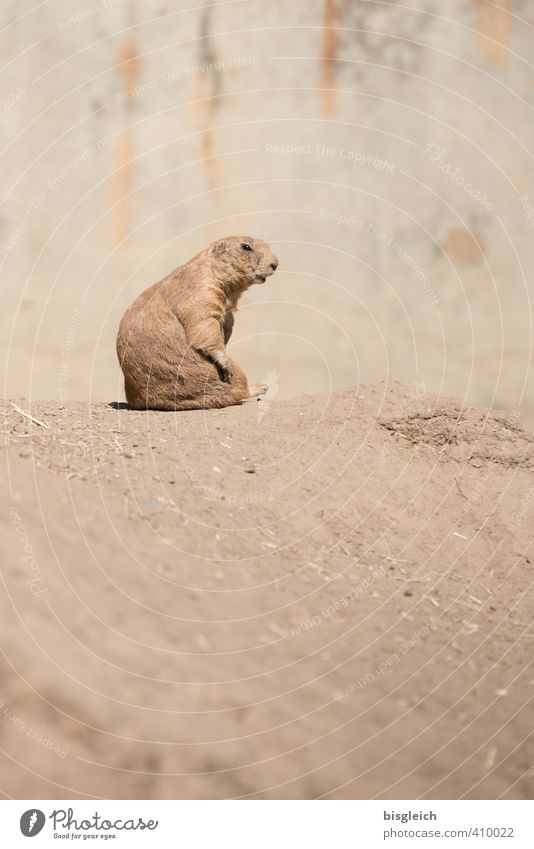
(170, 358, 250, 410)
(126, 356, 255, 411)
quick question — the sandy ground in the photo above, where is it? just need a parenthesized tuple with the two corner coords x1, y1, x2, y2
(1, 383, 533, 800)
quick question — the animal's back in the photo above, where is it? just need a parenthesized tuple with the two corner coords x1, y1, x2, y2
(117, 277, 188, 409)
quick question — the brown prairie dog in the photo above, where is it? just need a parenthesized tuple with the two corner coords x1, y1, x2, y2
(116, 236, 279, 411)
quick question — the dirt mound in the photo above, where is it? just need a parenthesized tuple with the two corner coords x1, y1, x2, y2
(1, 383, 533, 799)
(379, 400, 533, 469)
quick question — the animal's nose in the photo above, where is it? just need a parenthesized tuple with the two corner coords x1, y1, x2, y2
(270, 259, 278, 271)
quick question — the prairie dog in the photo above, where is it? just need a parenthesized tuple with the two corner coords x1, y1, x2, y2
(116, 236, 279, 410)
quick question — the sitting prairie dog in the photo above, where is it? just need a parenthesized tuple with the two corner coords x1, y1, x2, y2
(116, 236, 279, 410)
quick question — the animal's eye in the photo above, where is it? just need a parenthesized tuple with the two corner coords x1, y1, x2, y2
(241, 242, 253, 252)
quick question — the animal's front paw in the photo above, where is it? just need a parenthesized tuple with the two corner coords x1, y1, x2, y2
(217, 358, 233, 383)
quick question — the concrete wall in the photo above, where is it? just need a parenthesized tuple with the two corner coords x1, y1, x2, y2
(2, 0, 533, 424)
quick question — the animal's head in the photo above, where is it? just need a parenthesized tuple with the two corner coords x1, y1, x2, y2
(209, 236, 279, 289)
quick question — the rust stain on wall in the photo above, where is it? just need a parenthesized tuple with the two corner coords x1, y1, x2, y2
(321, 0, 339, 117)
(117, 38, 144, 95)
(476, 0, 510, 67)
(112, 39, 144, 244)
(443, 227, 484, 263)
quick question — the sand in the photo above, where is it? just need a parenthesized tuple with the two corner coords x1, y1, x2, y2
(1, 383, 533, 799)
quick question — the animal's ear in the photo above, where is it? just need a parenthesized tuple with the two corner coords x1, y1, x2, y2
(211, 239, 226, 254)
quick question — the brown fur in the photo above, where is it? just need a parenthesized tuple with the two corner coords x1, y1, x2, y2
(116, 236, 279, 410)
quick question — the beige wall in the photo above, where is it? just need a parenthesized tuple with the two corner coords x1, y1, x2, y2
(2, 0, 533, 425)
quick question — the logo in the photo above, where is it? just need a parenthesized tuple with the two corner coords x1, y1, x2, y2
(20, 809, 45, 837)
(257, 369, 280, 423)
